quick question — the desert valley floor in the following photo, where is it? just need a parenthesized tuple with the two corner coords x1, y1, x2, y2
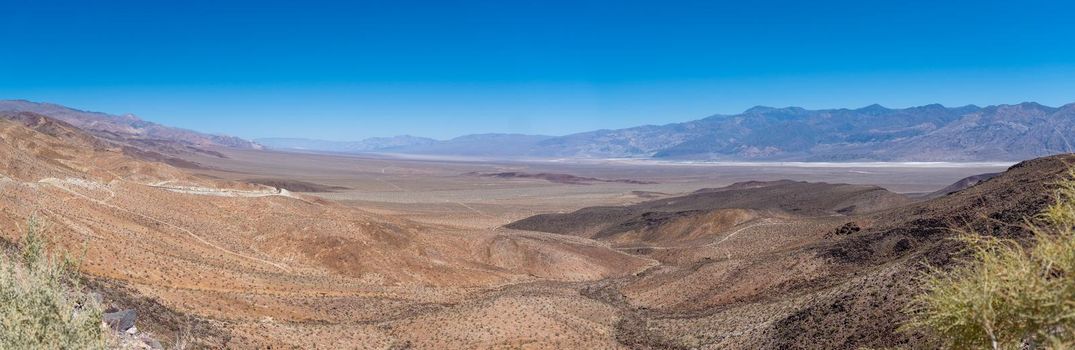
(0, 116, 1039, 349)
(148, 149, 1009, 348)
(187, 149, 1007, 231)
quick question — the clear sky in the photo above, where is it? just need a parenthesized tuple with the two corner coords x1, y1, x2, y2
(2, 0, 1074, 140)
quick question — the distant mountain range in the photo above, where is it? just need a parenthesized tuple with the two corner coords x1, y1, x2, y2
(260, 102, 1075, 161)
(0, 100, 262, 151)
(5, 99, 1074, 162)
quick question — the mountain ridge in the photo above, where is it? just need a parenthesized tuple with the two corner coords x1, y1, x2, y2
(259, 101, 1075, 161)
(8, 99, 1075, 161)
(0, 99, 263, 154)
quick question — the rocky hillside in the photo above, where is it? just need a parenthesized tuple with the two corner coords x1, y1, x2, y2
(919, 171, 1002, 199)
(764, 154, 1072, 348)
(507, 180, 912, 241)
(0, 100, 262, 156)
(503, 154, 1072, 348)
(0, 110, 658, 347)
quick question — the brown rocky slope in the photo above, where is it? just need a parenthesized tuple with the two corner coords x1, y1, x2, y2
(505, 155, 1071, 349)
(0, 111, 651, 347)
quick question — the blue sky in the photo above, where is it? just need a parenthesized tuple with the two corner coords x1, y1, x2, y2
(2, 0, 1074, 140)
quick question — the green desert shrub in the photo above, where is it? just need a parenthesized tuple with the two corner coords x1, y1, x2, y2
(905, 172, 1075, 349)
(0, 216, 105, 349)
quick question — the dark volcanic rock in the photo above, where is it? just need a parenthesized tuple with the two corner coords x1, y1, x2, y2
(827, 222, 862, 237)
(103, 309, 137, 332)
(507, 180, 910, 239)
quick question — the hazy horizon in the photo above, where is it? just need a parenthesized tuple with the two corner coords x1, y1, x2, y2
(8, 98, 1075, 143)
(4, 0, 1075, 140)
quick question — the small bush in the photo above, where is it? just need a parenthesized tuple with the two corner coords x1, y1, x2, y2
(904, 172, 1075, 349)
(0, 216, 105, 349)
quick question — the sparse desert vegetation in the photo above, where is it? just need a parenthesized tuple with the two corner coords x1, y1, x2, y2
(906, 171, 1075, 349)
(0, 217, 104, 349)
